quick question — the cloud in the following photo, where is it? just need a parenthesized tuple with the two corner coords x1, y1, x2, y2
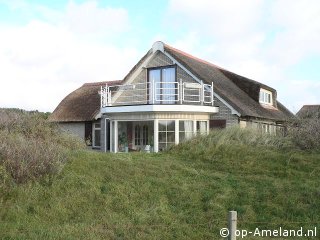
(167, 0, 320, 111)
(0, 1, 139, 112)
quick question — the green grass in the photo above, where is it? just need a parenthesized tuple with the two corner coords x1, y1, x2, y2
(1, 130, 320, 239)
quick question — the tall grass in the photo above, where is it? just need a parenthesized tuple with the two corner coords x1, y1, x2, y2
(0, 109, 84, 184)
(170, 127, 294, 163)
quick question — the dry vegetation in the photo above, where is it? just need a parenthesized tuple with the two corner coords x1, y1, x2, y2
(0, 110, 319, 239)
(287, 117, 320, 150)
(0, 108, 84, 184)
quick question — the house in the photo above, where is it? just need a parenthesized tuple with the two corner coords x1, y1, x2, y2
(50, 41, 293, 152)
(49, 80, 121, 148)
(296, 105, 320, 119)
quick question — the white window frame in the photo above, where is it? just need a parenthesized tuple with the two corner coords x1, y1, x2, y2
(259, 89, 273, 105)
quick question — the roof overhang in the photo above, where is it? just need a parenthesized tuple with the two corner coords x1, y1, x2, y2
(101, 104, 219, 114)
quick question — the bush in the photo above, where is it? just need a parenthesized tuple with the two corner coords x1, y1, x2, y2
(287, 118, 320, 150)
(0, 109, 84, 184)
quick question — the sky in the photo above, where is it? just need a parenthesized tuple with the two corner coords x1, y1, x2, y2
(0, 0, 319, 113)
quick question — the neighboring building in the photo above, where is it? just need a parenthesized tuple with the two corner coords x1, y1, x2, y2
(296, 105, 320, 119)
(50, 41, 293, 152)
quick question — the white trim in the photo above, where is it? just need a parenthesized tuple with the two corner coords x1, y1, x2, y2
(259, 88, 273, 105)
(152, 41, 164, 53)
(154, 119, 158, 152)
(104, 118, 108, 152)
(114, 121, 118, 153)
(175, 119, 179, 145)
(101, 104, 218, 114)
(110, 121, 113, 152)
(94, 112, 101, 120)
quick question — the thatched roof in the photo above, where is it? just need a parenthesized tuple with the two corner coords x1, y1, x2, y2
(50, 42, 293, 123)
(164, 44, 294, 121)
(296, 105, 320, 119)
(49, 81, 121, 122)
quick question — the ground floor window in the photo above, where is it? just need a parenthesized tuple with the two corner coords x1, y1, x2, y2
(92, 122, 101, 148)
(109, 119, 209, 153)
(197, 121, 207, 134)
(158, 120, 175, 151)
(179, 120, 194, 142)
(117, 121, 153, 152)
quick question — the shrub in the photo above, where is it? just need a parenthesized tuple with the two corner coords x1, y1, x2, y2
(287, 118, 320, 150)
(0, 109, 84, 184)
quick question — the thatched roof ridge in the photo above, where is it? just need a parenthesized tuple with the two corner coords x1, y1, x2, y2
(49, 80, 121, 122)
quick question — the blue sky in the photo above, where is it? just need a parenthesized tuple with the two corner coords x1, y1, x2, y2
(0, 0, 319, 112)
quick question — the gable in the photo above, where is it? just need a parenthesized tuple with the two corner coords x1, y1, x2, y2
(112, 50, 203, 105)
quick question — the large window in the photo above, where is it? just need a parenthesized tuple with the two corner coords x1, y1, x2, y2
(259, 89, 272, 105)
(158, 120, 175, 151)
(92, 122, 101, 148)
(179, 120, 194, 142)
(148, 66, 177, 104)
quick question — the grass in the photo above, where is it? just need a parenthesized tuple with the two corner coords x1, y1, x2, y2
(1, 128, 320, 239)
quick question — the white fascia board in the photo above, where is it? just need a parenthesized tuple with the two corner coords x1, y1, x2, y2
(94, 112, 102, 120)
(164, 50, 241, 117)
(101, 105, 219, 114)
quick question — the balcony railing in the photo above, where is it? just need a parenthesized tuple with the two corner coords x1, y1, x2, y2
(101, 80, 214, 108)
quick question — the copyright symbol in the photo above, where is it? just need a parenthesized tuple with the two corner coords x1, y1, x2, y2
(220, 228, 229, 237)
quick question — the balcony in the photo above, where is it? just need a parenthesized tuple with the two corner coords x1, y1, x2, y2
(101, 80, 214, 108)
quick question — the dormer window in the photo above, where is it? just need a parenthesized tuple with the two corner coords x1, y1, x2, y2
(259, 89, 273, 105)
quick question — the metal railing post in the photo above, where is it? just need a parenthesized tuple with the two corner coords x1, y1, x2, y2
(228, 211, 237, 240)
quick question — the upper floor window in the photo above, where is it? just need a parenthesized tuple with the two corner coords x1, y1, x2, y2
(259, 89, 273, 105)
(148, 66, 177, 104)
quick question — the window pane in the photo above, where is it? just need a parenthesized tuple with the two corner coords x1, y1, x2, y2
(149, 69, 161, 103)
(94, 123, 101, 129)
(162, 68, 176, 104)
(158, 121, 166, 131)
(159, 132, 167, 143)
(167, 120, 175, 131)
(179, 132, 185, 142)
(159, 143, 166, 152)
(94, 129, 101, 146)
(167, 132, 175, 143)
(197, 121, 207, 134)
